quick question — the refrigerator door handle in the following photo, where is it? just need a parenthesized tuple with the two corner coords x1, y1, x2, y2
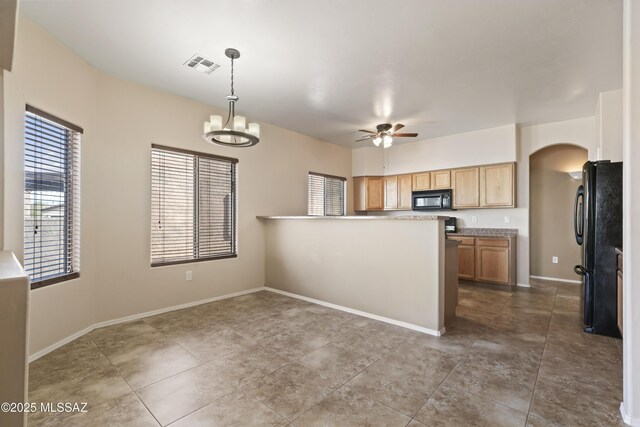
(574, 185, 584, 245)
(574, 265, 587, 276)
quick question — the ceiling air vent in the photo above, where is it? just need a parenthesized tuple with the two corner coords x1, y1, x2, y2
(184, 54, 220, 74)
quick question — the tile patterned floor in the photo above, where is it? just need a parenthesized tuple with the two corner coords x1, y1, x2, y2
(28, 280, 624, 426)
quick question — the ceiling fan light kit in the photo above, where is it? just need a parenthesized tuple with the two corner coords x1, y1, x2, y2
(203, 48, 260, 148)
(356, 123, 418, 148)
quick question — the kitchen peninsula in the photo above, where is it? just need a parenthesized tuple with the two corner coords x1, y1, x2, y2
(258, 215, 457, 335)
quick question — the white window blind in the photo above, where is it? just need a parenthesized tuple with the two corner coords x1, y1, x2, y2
(308, 172, 346, 216)
(24, 106, 82, 288)
(151, 145, 237, 266)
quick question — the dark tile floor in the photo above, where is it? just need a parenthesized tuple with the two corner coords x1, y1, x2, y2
(28, 280, 624, 426)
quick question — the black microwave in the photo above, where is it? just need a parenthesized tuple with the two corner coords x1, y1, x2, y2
(412, 189, 453, 211)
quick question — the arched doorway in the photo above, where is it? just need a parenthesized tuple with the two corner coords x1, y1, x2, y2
(529, 144, 588, 282)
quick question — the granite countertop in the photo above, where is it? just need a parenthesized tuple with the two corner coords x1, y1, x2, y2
(448, 227, 518, 237)
(257, 215, 450, 221)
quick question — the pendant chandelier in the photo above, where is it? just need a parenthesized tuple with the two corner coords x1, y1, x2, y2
(203, 48, 260, 147)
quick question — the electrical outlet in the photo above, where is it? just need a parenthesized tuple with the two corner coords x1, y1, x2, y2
(552, 257, 558, 264)
(471, 216, 478, 223)
(186, 271, 192, 281)
(504, 216, 510, 224)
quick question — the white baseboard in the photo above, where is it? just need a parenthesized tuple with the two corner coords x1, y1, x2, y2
(620, 402, 640, 426)
(516, 283, 531, 288)
(29, 287, 265, 363)
(529, 275, 582, 285)
(264, 287, 444, 337)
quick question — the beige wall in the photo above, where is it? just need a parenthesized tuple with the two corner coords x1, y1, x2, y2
(529, 145, 587, 281)
(3, 17, 352, 355)
(4, 17, 99, 356)
(596, 89, 623, 162)
(263, 218, 446, 333)
(1, 71, 4, 248)
(0, 0, 18, 71)
(622, 0, 640, 423)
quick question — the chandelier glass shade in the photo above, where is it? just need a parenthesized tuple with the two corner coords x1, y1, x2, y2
(203, 48, 260, 147)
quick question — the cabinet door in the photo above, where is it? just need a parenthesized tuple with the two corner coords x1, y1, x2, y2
(412, 172, 431, 191)
(353, 177, 366, 212)
(366, 177, 384, 210)
(452, 168, 480, 208)
(398, 174, 413, 210)
(476, 246, 510, 284)
(384, 176, 398, 209)
(431, 170, 451, 189)
(480, 163, 515, 208)
(457, 245, 475, 280)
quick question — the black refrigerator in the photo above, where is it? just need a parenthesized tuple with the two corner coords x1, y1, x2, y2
(573, 160, 622, 338)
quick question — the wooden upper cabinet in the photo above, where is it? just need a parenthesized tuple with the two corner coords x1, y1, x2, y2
(452, 167, 480, 208)
(412, 172, 431, 191)
(431, 170, 451, 189)
(353, 176, 384, 211)
(398, 174, 412, 210)
(384, 176, 398, 209)
(366, 177, 384, 210)
(480, 163, 515, 208)
(353, 177, 366, 211)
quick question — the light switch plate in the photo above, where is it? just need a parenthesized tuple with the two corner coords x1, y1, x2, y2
(552, 257, 558, 264)
(186, 271, 193, 281)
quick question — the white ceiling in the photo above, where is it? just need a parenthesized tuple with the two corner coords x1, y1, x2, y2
(21, 0, 622, 147)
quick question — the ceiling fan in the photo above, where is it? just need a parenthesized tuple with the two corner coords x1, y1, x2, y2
(355, 123, 418, 148)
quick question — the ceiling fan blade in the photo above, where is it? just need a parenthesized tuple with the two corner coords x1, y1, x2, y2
(392, 123, 405, 132)
(358, 129, 377, 134)
(355, 135, 373, 142)
(392, 133, 419, 137)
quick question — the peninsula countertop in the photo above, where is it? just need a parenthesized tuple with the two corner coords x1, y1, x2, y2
(447, 227, 518, 237)
(257, 215, 450, 220)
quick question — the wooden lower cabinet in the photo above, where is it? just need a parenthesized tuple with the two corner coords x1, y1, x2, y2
(475, 246, 510, 284)
(457, 245, 475, 280)
(448, 235, 516, 287)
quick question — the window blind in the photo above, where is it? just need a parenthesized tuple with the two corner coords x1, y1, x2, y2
(24, 106, 82, 288)
(308, 172, 346, 216)
(151, 145, 237, 266)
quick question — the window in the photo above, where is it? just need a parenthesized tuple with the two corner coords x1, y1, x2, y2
(151, 144, 237, 266)
(24, 106, 82, 289)
(308, 172, 346, 216)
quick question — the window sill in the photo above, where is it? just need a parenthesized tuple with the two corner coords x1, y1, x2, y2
(31, 272, 80, 290)
(151, 254, 238, 268)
